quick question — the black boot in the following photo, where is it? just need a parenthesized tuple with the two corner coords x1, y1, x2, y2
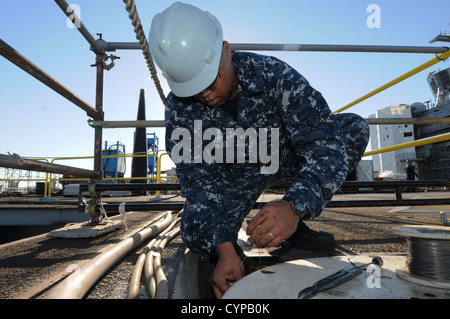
(286, 220, 336, 251)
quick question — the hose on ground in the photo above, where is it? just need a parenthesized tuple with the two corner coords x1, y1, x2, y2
(127, 217, 180, 299)
(153, 227, 181, 299)
(47, 211, 173, 299)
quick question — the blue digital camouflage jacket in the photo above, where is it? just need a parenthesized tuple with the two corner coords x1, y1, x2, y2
(164, 51, 368, 254)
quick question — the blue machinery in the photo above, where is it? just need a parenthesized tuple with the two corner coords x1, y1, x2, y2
(102, 133, 159, 183)
(147, 133, 159, 181)
(102, 141, 126, 183)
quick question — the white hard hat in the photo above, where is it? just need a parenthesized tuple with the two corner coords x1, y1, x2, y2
(149, 2, 223, 97)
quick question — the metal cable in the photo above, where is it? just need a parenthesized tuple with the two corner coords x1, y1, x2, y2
(123, 0, 166, 104)
(406, 237, 450, 282)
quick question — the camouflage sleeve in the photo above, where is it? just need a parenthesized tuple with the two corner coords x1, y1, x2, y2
(164, 94, 264, 253)
(269, 61, 349, 219)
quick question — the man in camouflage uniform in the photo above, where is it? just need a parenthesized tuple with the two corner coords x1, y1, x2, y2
(150, 3, 369, 298)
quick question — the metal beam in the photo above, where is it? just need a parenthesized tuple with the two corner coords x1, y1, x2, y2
(53, 0, 102, 53)
(0, 153, 100, 178)
(230, 43, 449, 54)
(366, 117, 450, 125)
(104, 42, 141, 51)
(103, 42, 449, 54)
(79, 180, 450, 193)
(0, 39, 102, 120)
(79, 198, 450, 213)
(93, 54, 105, 175)
(90, 120, 165, 128)
(91, 117, 450, 129)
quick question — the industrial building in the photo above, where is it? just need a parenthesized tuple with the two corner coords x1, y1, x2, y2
(370, 67, 450, 180)
(414, 68, 450, 180)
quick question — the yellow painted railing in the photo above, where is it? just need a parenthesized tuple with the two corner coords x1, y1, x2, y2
(363, 132, 450, 157)
(333, 50, 450, 158)
(0, 153, 174, 197)
(47, 153, 166, 197)
(334, 50, 450, 114)
(0, 158, 50, 195)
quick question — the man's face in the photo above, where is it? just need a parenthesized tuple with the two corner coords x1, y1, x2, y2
(194, 41, 237, 107)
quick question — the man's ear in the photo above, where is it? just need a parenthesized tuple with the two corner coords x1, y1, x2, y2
(223, 41, 232, 60)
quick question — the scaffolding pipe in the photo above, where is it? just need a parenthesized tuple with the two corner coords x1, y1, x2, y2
(103, 42, 449, 54)
(80, 180, 450, 193)
(230, 43, 449, 54)
(47, 212, 173, 299)
(89, 52, 106, 222)
(53, 0, 102, 53)
(93, 53, 105, 176)
(366, 117, 450, 125)
(79, 183, 181, 192)
(364, 132, 450, 157)
(80, 197, 450, 213)
(91, 120, 165, 128)
(91, 117, 450, 129)
(0, 153, 100, 178)
(0, 39, 101, 120)
(334, 50, 450, 113)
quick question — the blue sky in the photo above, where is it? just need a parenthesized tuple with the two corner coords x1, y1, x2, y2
(1, 0, 449, 174)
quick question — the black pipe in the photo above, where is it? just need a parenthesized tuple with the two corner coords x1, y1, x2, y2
(78, 197, 450, 213)
(79, 180, 450, 192)
(79, 183, 181, 192)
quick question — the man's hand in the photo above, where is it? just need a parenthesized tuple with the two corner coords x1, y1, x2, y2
(246, 200, 299, 248)
(211, 242, 244, 299)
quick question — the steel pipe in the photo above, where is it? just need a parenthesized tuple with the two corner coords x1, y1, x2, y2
(104, 42, 141, 51)
(47, 211, 173, 299)
(89, 52, 106, 222)
(79, 180, 450, 193)
(77, 181, 450, 212)
(80, 198, 450, 213)
(79, 183, 181, 192)
(327, 198, 450, 207)
(0, 39, 101, 120)
(230, 43, 449, 54)
(0, 153, 100, 178)
(365, 117, 450, 125)
(91, 117, 450, 129)
(91, 120, 165, 128)
(53, 0, 102, 53)
(103, 41, 448, 54)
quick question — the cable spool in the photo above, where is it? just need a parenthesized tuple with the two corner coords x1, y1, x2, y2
(393, 224, 450, 289)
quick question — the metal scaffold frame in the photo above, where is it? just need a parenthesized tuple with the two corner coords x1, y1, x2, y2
(1, 0, 450, 219)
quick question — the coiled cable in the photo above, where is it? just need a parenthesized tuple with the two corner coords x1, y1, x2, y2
(406, 237, 450, 282)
